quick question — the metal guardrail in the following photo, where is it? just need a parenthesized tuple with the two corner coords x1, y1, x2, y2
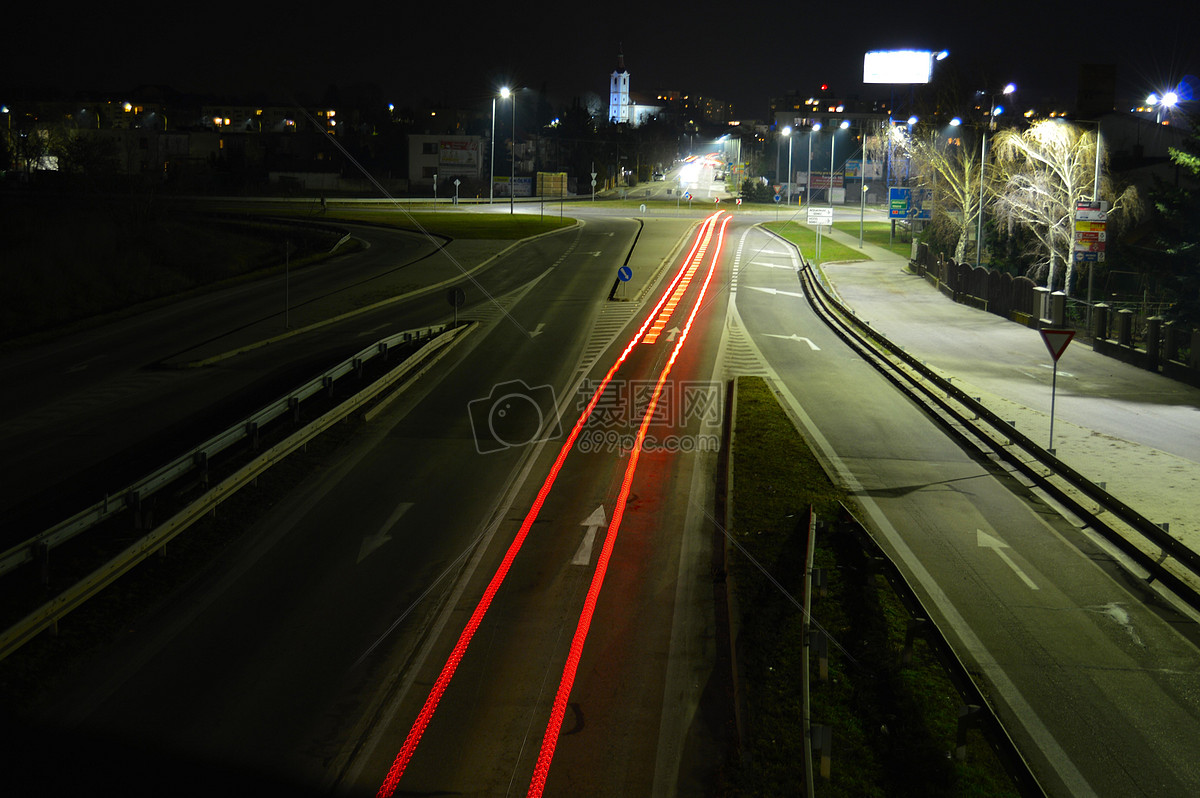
(794, 252, 1200, 609)
(0, 323, 453, 580)
(0, 322, 474, 661)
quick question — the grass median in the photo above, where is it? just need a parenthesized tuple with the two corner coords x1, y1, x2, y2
(723, 376, 1018, 797)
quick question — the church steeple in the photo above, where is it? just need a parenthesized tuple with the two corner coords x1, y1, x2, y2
(609, 44, 631, 124)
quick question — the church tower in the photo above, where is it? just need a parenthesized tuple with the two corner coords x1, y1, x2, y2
(608, 48, 631, 124)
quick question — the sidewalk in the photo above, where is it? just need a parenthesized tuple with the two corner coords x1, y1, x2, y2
(813, 225, 1200, 557)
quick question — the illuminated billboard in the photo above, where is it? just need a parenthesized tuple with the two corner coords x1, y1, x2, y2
(863, 50, 935, 84)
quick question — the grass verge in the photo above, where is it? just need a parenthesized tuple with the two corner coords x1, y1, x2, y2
(832, 220, 915, 259)
(317, 209, 576, 240)
(761, 221, 867, 265)
(723, 376, 1019, 797)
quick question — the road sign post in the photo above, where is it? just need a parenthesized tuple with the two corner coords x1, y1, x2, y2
(1040, 328, 1075, 453)
(808, 206, 833, 265)
(448, 286, 466, 327)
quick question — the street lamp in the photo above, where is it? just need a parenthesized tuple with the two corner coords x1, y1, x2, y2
(1146, 90, 1179, 124)
(808, 122, 820, 203)
(783, 126, 793, 205)
(830, 120, 849, 207)
(501, 87, 515, 214)
(490, 90, 504, 204)
(976, 82, 1016, 267)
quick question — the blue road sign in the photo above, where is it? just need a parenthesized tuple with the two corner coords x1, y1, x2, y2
(617, 266, 633, 282)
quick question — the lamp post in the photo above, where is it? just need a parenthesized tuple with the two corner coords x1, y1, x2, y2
(500, 87, 515, 214)
(783, 126, 793, 205)
(831, 120, 849, 207)
(976, 83, 1015, 268)
(808, 122, 820, 203)
(489, 91, 502, 204)
(1147, 90, 1179, 124)
(859, 120, 868, 248)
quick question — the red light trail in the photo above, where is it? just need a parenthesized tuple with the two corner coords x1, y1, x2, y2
(527, 212, 730, 796)
(376, 212, 729, 798)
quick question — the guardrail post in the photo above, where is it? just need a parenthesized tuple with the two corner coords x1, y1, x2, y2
(378, 342, 389, 362)
(354, 357, 364, 380)
(246, 421, 259, 451)
(194, 451, 209, 489)
(902, 618, 927, 665)
(323, 376, 335, 397)
(955, 704, 981, 760)
(289, 397, 300, 423)
(808, 629, 829, 682)
(810, 724, 832, 779)
(127, 490, 142, 530)
(34, 540, 50, 587)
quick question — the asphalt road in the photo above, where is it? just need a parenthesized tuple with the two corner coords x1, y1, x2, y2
(726, 222, 1200, 797)
(9, 201, 1200, 798)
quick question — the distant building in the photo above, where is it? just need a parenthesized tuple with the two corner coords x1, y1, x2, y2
(407, 134, 482, 188)
(609, 49, 631, 124)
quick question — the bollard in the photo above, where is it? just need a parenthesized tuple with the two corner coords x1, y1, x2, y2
(1163, 321, 1179, 364)
(1146, 316, 1163, 372)
(1092, 303, 1109, 341)
(1117, 308, 1133, 347)
(1050, 291, 1067, 327)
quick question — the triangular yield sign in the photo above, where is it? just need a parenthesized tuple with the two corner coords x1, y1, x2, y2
(1040, 328, 1075, 362)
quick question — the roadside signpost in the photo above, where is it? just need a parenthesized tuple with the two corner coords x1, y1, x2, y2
(448, 286, 466, 326)
(808, 206, 833, 264)
(614, 265, 633, 298)
(1040, 327, 1076, 453)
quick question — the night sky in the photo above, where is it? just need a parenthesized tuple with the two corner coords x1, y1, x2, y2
(4, 0, 1196, 117)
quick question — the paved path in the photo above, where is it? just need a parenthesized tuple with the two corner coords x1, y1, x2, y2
(814, 225, 1200, 558)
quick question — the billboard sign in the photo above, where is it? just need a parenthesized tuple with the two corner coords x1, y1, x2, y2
(864, 50, 934, 84)
(439, 140, 478, 168)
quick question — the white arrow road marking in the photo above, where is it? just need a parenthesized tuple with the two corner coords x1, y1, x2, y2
(976, 529, 1039, 590)
(358, 501, 413, 564)
(763, 333, 821, 351)
(753, 262, 800, 271)
(665, 326, 681, 342)
(572, 505, 608, 565)
(530, 322, 546, 338)
(747, 285, 806, 299)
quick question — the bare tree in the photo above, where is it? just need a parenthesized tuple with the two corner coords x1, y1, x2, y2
(904, 127, 983, 263)
(992, 120, 1138, 293)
